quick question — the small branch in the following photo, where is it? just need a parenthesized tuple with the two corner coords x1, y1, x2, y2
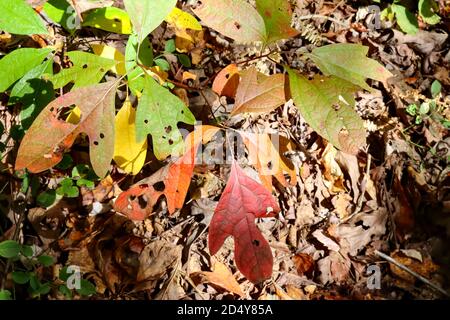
(297, 14, 350, 28)
(374, 250, 450, 298)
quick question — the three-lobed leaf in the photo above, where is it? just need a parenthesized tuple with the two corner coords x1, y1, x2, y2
(0, 0, 48, 35)
(209, 160, 280, 284)
(288, 70, 366, 155)
(135, 76, 196, 160)
(15, 81, 117, 177)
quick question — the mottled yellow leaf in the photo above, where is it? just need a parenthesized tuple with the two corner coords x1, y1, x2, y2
(91, 44, 126, 76)
(166, 7, 202, 31)
(113, 100, 147, 175)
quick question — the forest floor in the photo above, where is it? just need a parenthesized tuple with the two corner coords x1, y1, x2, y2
(1, 0, 449, 300)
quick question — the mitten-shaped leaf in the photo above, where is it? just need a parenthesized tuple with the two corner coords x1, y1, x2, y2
(15, 81, 117, 177)
(209, 161, 280, 284)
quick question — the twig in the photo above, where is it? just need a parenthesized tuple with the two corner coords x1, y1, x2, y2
(297, 14, 350, 28)
(374, 250, 450, 298)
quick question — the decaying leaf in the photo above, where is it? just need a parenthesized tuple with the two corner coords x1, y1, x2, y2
(192, 0, 266, 43)
(114, 126, 220, 219)
(240, 132, 297, 191)
(212, 64, 240, 98)
(231, 66, 286, 115)
(209, 160, 280, 284)
(288, 69, 366, 155)
(191, 261, 245, 297)
(16, 81, 117, 177)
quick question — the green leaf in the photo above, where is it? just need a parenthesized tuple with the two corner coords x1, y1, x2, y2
(9, 60, 55, 130)
(165, 39, 176, 53)
(44, 0, 78, 32)
(308, 43, 393, 91)
(37, 190, 57, 208)
(0, 240, 22, 258)
(154, 58, 170, 71)
(177, 54, 191, 68)
(58, 285, 73, 299)
(418, 0, 441, 25)
(21, 245, 34, 258)
(136, 76, 196, 160)
(124, 0, 177, 43)
(288, 69, 366, 155)
(0, 48, 53, 92)
(12, 271, 31, 284)
(76, 178, 95, 188)
(76, 279, 96, 296)
(51, 51, 116, 89)
(255, 0, 299, 43)
(0, 0, 48, 35)
(82, 7, 132, 34)
(56, 178, 79, 198)
(0, 290, 12, 300)
(38, 283, 51, 295)
(38, 255, 55, 267)
(431, 80, 442, 98)
(192, 0, 266, 43)
(391, 4, 419, 35)
(406, 103, 417, 116)
(125, 32, 154, 94)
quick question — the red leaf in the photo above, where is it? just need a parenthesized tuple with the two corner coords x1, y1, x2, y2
(209, 161, 280, 284)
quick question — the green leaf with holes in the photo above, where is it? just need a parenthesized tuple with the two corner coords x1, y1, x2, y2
(135, 76, 196, 160)
(50, 51, 116, 89)
(0, 0, 49, 35)
(308, 43, 393, 91)
(9, 59, 55, 130)
(0, 48, 53, 92)
(124, 0, 177, 43)
(82, 7, 132, 34)
(287, 68, 366, 155)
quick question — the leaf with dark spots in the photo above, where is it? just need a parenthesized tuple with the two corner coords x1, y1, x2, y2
(209, 160, 280, 284)
(15, 81, 117, 177)
(114, 126, 220, 220)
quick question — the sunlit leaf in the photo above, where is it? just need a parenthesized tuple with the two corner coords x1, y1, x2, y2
(91, 44, 126, 75)
(0, 0, 48, 35)
(82, 7, 132, 34)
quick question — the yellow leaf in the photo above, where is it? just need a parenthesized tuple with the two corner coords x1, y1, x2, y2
(66, 106, 81, 124)
(113, 100, 147, 175)
(165, 7, 202, 32)
(144, 66, 168, 84)
(91, 44, 126, 75)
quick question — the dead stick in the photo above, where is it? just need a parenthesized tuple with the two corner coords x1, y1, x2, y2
(374, 250, 450, 297)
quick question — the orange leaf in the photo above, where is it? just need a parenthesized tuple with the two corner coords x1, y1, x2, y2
(191, 261, 245, 297)
(240, 132, 297, 191)
(114, 125, 220, 220)
(231, 66, 286, 115)
(212, 64, 240, 98)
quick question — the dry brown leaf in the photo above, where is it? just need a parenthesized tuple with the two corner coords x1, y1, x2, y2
(321, 144, 347, 194)
(212, 64, 240, 98)
(389, 250, 439, 283)
(231, 66, 286, 115)
(191, 261, 245, 297)
(138, 240, 182, 282)
(240, 132, 297, 191)
(292, 253, 315, 278)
